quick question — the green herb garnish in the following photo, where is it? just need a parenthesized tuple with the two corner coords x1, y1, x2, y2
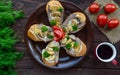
(43, 50, 50, 58)
(65, 43, 71, 50)
(72, 25, 78, 31)
(74, 42, 79, 47)
(53, 46, 59, 51)
(66, 36, 70, 40)
(41, 26, 48, 32)
(58, 7, 63, 13)
(47, 35, 54, 39)
(50, 20, 57, 26)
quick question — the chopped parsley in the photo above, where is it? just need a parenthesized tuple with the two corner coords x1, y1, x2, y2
(66, 35, 70, 40)
(72, 25, 78, 31)
(43, 50, 50, 58)
(65, 43, 71, 50)
(47, 35, 54, 39)
(50, 20, 57, 26)
(41, 26, 48, 32)
(74, 42, 79, 47)
(58, 7, 63, 13)
(53, 46, 59, 51)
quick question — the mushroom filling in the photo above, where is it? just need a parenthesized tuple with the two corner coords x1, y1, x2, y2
(60, 35, 82, 53)
(34, 24, 54, 40)
(63, 17, 81, 33)
(29, 26, 39, 40)
(48, 4, 63, 26)
(42, 41, 60, 62)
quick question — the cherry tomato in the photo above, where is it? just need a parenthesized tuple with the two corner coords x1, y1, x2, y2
(89, 3, 100, 13)
(53, 26, 65, 41)
(108, 19, 119, 29)
(97, 14, 108, 27)
(104, 3, 117, 14)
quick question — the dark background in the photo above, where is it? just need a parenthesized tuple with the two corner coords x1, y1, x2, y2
(13, 0, 120, 75)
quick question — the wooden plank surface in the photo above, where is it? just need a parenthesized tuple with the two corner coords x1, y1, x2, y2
(12, 0, 120, 75)
(17, 69, 120, 75)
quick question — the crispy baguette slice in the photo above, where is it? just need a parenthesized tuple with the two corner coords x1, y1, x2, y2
(46, 0, 64, 26)
(27, 23, 54, 42)
(61, 35, 87, 57)
(42, 41, 60, 66)
(27, 24, 41, 42)
(62, 12, 86, 34)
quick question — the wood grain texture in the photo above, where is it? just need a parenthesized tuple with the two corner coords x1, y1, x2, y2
(16, 69, 120, 75)
(12, 0, 120, 75)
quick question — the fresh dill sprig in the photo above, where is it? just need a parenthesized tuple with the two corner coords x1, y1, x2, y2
(0, 0, 24, 75)
(0, 1, 12, 12)
(0, 11, 24, 28)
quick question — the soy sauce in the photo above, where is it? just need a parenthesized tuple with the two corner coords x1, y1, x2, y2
(97, 45, 113, 59)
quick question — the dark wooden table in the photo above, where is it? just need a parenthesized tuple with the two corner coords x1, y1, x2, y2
(13, 0, 120, 75)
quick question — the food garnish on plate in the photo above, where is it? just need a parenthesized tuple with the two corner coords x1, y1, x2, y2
(46, 0, 64, 26)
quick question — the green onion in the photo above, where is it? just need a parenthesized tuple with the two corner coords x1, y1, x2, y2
(74, 42, 79, 47)
(65, 43, 71, 50)
(43, 50, 50, 58)
(53, 46, 59, 51)
(50, 20, 57, 26)
(72, 25, 78, 31)
(58, 7, 63, 13)
(41, 26, 48, 32)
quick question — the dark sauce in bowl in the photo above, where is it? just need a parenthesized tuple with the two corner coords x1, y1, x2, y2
(97, 45, 113, 59)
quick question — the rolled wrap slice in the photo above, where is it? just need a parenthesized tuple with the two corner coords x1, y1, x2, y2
(46, 0, 64, 26)
(27, 23, 54, 42)
(60, 35, 87, 57)
(42, 41, 60, 66)
(62, 12, 86, 34)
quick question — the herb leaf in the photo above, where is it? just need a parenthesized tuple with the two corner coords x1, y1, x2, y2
(47, 35, 53, 39)
(41, 26, 48, 32)
(58, 7, 63, 13)
(66, 36, 70, 40)
(43, 50, 50, 58)
(65, 43, 71, 50)
(50, 20, 57, 26)
(74, 42, 79, 47)
(53, 46, 59, 51)
(72, 25, 78, 31)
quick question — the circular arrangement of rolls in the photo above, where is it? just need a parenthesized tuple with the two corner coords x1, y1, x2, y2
(27, 0, 87, 66)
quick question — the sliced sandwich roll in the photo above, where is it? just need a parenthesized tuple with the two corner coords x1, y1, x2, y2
(60, 35, 87, 57)
(62, 12, 86, 34)
(42, 41, 60, 66)
(46, 0, 64, 26)
(27, 23, 54, 42)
